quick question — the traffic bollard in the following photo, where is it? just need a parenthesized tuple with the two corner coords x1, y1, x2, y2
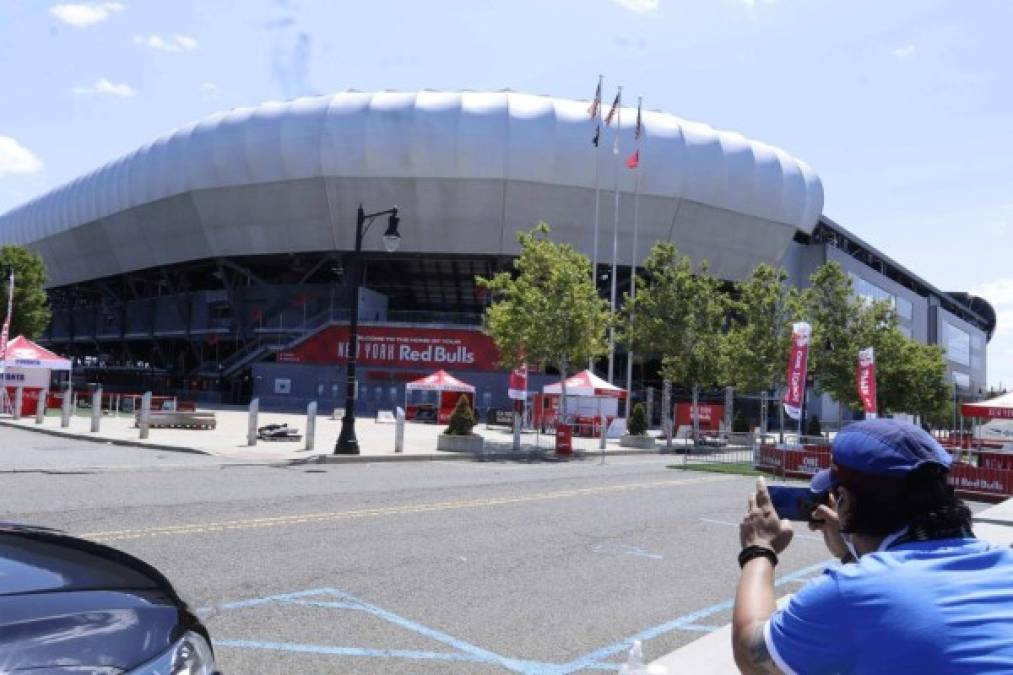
(61, 385, 72, 428)
(35, 388, 47, 424)
(305, 401, 317, 452)
(139, 391, 152, 439)
(91, 388, 102, 432)
(395, 406, 405, 453)
(247, 398, 259, 446)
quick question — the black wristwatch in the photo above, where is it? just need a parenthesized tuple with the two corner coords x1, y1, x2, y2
(738, 545, 778, 568)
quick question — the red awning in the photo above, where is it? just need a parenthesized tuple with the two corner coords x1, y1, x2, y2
(542, 369, 627, 398)
(962, 392, 1013, 420)
(405, 369, 475, 393)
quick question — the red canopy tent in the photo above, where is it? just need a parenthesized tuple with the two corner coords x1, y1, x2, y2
(404, 369, 476, 424)
(1, 336, 72, 416)
(961, 392, 1013, 420)
(536, 369, 627, 435)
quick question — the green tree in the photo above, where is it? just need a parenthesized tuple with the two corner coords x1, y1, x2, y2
(724, 264, 796, 393)
(477, 223, 611, 420)
(797, 262, 861, 408)
(628, 402, 648, 436)
(444, 395, 477, 436)
(0, 246, 50, 340)
(624, 243, 726, 437)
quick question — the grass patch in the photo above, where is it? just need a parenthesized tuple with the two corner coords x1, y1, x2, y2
(668, 462, 763, 477)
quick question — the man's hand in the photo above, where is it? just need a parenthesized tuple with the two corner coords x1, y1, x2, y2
(740, 477, 794, 554)
(808, 490, 848, 559)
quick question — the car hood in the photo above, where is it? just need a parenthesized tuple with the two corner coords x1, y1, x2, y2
(0, 525, 197, 672)
(0, 590, 182, 672)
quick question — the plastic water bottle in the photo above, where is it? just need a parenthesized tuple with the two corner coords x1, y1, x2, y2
(619, 639, 648, 674)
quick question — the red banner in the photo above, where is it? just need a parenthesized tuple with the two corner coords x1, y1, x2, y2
(508, 363, 528, 400)
(674, 403, 724, 432)
(783, 322, 811, 420)
(856, 347, 877, 418)
(277, 325, 500, 371)
(756, 444, 831, 479)
(948, 462, 1013, 500)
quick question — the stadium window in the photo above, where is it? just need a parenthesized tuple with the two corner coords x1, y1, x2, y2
(943, 322, 971, 367)
(952, 371, 971, 390)
(895, 296, 913, 320)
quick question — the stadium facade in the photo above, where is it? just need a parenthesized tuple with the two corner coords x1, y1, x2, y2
(0, 90, 995, 421)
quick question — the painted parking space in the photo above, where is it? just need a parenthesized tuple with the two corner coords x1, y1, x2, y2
(203, 560, 831, 673)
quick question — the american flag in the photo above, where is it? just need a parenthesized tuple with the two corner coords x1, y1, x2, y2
(588, 78, 601, 119)
(604, 90, 621, 126)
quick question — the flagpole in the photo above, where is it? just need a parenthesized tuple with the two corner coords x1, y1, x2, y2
(607, 87, 622, 385)
(589, 74, 603, 372)
(625, 98, 642, 412)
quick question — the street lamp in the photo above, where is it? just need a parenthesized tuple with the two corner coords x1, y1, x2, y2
(335, 204, 401, 454)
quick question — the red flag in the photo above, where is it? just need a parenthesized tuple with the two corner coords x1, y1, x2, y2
(508, 363, 528, 401)
(0, 270, 13, 362)
(626, 149, 639, 169)
(604, 90, 621, 126)
(783, 322, 811, 420)
(856, 347, 877, 418)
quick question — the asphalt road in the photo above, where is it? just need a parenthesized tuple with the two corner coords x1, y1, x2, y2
(1, 427, 836, 674)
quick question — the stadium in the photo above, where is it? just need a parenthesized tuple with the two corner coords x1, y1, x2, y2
(0, 90, 996, 421)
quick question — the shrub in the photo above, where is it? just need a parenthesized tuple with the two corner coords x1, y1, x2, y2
(628, 402, 648, 436)
(445, 395, 476, 436)
(732, 410, 750, 433)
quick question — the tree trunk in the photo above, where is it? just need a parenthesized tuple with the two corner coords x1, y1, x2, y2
(691, 385, 700, 443)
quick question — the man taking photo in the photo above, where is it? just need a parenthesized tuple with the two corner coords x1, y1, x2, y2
(732, 419, 1013, 674)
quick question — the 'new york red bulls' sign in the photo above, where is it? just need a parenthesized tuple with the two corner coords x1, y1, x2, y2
(277, 325, 501, 371)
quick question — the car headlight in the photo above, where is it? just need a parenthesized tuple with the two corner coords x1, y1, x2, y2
(129, 630, 217, 675)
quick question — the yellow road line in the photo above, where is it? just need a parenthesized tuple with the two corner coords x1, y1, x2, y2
(82, 474, 734, 543)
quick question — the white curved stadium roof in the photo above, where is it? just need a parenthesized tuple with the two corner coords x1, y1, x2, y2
(0, 90, 823, 286)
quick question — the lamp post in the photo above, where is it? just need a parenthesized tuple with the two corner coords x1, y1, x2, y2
(334, 204, 401, 454)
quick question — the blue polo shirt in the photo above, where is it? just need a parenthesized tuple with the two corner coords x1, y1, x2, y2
(765, 538, 1013, 674)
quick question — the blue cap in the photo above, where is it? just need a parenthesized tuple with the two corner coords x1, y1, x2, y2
(810, 419, 952, 493)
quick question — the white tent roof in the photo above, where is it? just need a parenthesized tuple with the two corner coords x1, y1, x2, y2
(405, 369, 475, 393)
(1, 335, 71, 371)
(542, 370, 626, 398)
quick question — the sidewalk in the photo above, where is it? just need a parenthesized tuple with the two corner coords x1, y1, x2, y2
(647, 497, 1013, 673)
(0, 409, 681, 464)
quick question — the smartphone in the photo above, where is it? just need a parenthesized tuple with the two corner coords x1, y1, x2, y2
(768, 485, 829, 522)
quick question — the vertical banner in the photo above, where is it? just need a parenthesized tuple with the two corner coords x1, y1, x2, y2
(508, 363, 528, 401)
(783, 322, 812, 421)
(856, 347, 877, 418)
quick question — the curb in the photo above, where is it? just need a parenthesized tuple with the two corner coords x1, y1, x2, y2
(0, 419, 670, 465)
(315, 447, 666, 464)
(0, 419, 212, 456)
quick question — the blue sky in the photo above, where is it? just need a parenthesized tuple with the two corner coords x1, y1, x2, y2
(0, 0, 1010, 390)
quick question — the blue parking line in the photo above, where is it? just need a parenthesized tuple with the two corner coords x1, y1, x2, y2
(207, 560, 833, 673)
(553, 559, 834, 674)
(213, 639, 490, 663)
